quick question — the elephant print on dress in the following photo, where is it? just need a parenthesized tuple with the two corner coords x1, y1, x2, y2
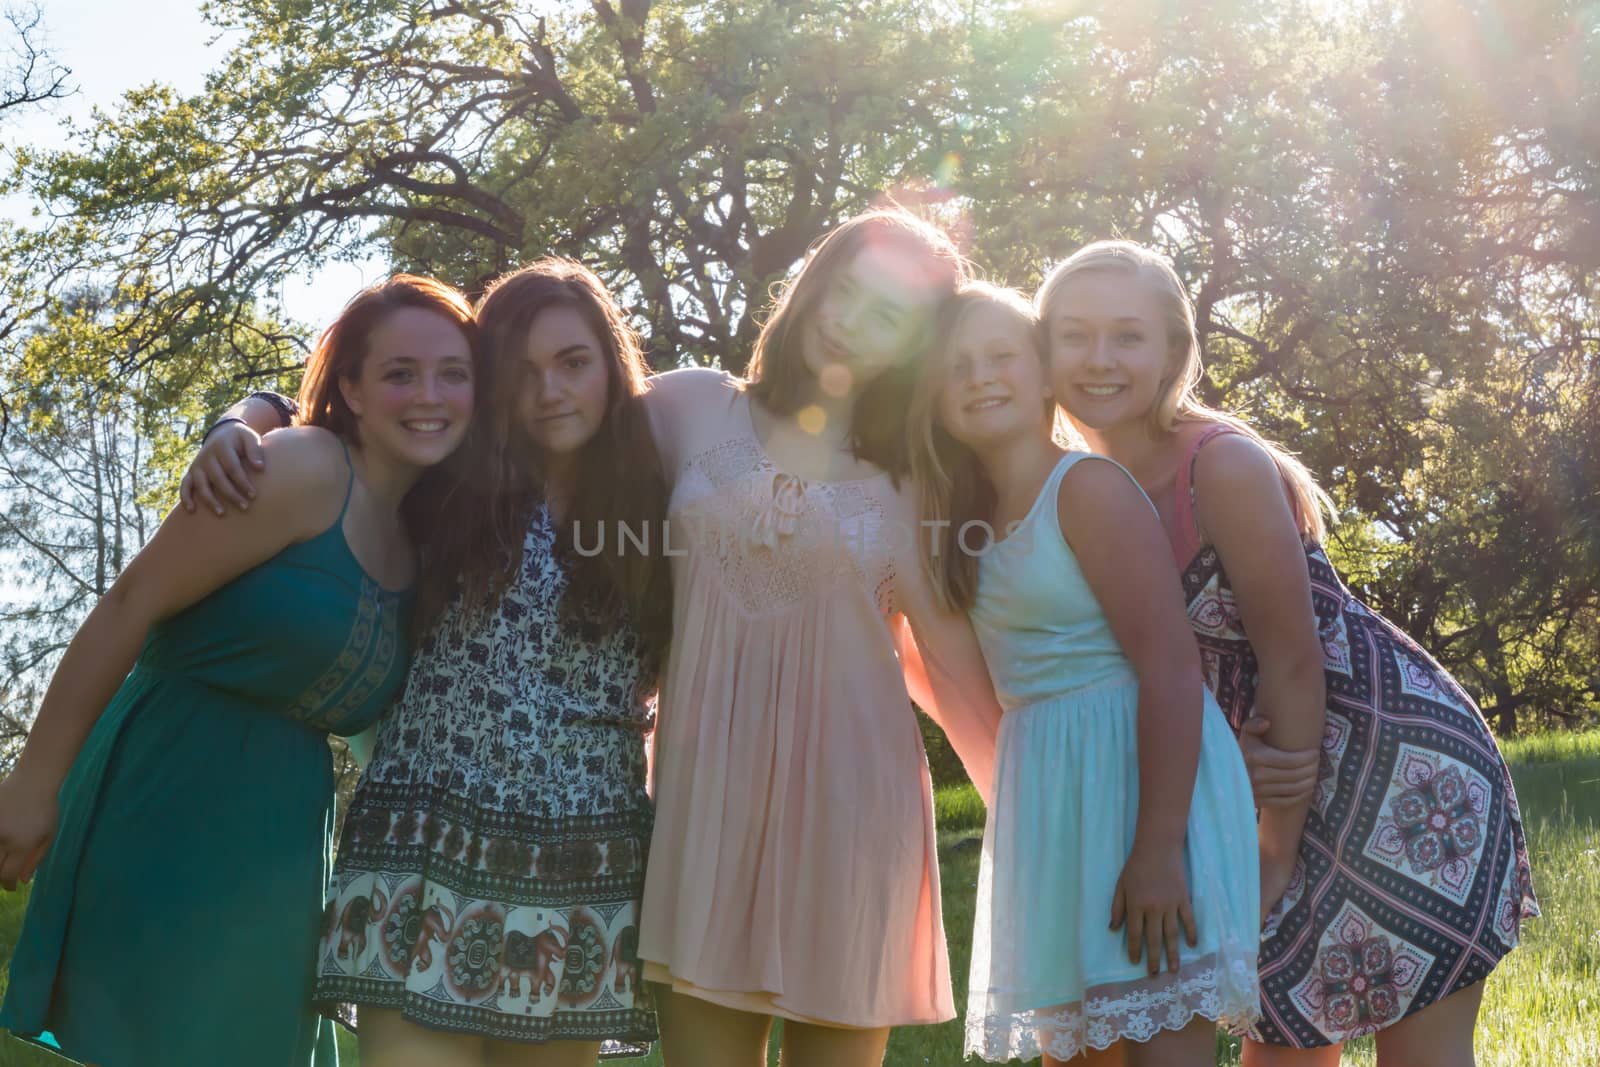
(500, 926, 566, 1000)
(336, 888, 388, 960)
(412, 901, 455, 973)
(610, 924, 639, 994)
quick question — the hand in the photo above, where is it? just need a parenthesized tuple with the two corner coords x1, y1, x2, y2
(1110, 840, 1198, 976)
(1259, 851, 1297, 925)
(0, 772, 60, 891)
(180, 422, 267, 516)
(1238, 716, 1320, 808)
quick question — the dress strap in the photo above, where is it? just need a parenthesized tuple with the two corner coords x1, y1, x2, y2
(1171, 424, 1245, 567)
(334, 436, 356, 521)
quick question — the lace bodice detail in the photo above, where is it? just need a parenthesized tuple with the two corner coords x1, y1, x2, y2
(670, 433, 899, 618)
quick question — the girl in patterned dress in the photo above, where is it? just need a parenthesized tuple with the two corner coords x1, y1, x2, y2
(1035, 240, 1538, 1066)
(0, 276, 476, 1067)
(185, 259, 671, 1066)
(908, 282, 1261, 1065)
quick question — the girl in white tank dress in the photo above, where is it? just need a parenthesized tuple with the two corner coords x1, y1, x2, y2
(907, 283, 1261, 1064)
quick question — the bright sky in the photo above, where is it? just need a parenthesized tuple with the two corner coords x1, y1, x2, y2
(3, 0, 379, 330)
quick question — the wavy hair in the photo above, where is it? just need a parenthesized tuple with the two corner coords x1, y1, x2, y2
(1036, 240, 1335, 540)
(415, 259, 671, 668)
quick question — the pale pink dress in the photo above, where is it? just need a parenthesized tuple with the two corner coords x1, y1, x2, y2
(637, 369, 1001, 1027)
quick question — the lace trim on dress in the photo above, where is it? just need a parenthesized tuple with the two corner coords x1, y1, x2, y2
(964, 941, 1261, 1062)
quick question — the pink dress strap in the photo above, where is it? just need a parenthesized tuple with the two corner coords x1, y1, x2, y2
(1171, 424, 1246, 567)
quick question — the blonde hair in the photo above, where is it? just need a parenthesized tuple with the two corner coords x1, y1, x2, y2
(1036, 240, 1335, 541)
(909, 281, 1064, 612)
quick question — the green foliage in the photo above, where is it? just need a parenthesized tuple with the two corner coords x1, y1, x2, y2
(0, 283, 302, 768)
(0, 0, 1596, 737)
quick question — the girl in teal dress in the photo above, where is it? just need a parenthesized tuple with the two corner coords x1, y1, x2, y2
(0, 275, 478, 1067)
(907, 283, 1261, 1065)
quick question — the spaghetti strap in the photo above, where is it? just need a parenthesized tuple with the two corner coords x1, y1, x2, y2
(334, 437, 356, 521)
(1171, 424, 1244, 566)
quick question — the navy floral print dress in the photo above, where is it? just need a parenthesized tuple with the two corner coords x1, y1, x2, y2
(315, 502, 657, 1052)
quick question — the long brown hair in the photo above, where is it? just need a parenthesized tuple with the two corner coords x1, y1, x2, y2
(909, 283, 1060, 612)
(745, 207, 970, 481)
(415, 259, 671, 666)
(294, 273, 479, 562)
(1036, 241, 1336, 540)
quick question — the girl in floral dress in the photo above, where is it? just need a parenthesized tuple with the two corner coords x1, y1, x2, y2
(1036, 240, 1538, 1066)
(188, 259, 670, 1066)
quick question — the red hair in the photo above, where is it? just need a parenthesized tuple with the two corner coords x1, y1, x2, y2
(295, 274, 477, 436)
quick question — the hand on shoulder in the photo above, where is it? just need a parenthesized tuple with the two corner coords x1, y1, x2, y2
(246, 426, 352, 535)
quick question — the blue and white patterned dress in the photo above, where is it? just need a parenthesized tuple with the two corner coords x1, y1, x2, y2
(315, 502, 657, 1052)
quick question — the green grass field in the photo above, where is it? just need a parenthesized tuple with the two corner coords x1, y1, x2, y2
(4, 731, 1596, 1066)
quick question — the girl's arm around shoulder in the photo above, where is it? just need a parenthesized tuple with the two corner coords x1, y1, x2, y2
(0, 428, 347, 830)
(889, 488, 1003, 805)
(180, 391, 300, 515)
(640, 365, 739, 470)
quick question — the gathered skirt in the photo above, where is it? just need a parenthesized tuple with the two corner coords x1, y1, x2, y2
(965, 678, 1262, 1061)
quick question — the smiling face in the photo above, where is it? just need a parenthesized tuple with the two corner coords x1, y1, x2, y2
(935, 300, 1052, 450)
(514, 303, 613, 460)
(339, 305, 474, 468)
(1043, 268, 1173, 435)
(802, 241, 945, 396)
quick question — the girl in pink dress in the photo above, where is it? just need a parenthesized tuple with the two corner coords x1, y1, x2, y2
(637, 208, 1003, 1066)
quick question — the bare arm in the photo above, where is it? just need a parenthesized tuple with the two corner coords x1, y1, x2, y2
(895, 560, 1003, 807)
(1193, 434, 1327, 914)
(1058, 457, 1204, 974)
(0, 428, 343, 889)
(638, 367, 735, 479)
(180, 394, 296, 515)
(891, 613, 935, 714)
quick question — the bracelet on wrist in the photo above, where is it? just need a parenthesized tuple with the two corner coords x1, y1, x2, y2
(201, 415, 248, 445)
(247, 390, 298, 428)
